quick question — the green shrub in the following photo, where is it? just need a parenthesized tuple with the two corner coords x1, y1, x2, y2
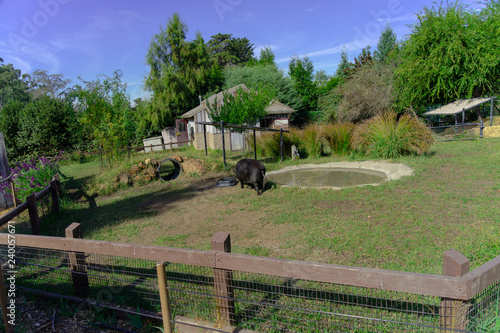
(351, 112, 434, 158)
(323, 122, 355, 156)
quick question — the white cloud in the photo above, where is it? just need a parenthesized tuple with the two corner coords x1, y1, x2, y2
(305, 5, 321, 12)
(375, 13, 416, 23)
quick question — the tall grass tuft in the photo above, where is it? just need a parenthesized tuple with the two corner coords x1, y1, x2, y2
(248, 128, 302, 160)
(351, 112, 434, 158)
(323, 122, 355, 156)
(299, 123, 325, 158)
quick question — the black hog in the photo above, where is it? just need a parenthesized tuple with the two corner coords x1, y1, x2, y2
(235, 159, 266, 196)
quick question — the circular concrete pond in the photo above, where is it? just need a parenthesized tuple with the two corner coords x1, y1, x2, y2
(266, 161, 413, 189)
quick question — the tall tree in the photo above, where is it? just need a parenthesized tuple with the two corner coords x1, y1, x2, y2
(72, 70, 134, 163)
(145, 13, 211, 129)
(206, 33, 254, 67)
(395, 1, 500, 110)
(373, 24, 397, 63)
(288, 56, 318, 114)
(335, 47, 351, 79)
(24, 69, 71, 99)
(0, 60, 30, 108)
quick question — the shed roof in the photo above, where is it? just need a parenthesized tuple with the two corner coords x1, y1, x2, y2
(181, 84, 294, 119)
(423, 97, 494, 116)
(181, 84, 248, 119)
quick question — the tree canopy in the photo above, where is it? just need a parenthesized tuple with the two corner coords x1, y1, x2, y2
(206, 33, 254, 67)
(0, 60, 30, 108)
(206, 86, 275, 126)
(145, 13, 211, 128)
(373, 24, 397, 63)
(24, 69, 71, 100)
(395, 1, 500, 110)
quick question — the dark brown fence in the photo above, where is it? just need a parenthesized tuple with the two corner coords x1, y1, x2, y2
(0, 226, 499, 332)
(0, 174, 61, 235)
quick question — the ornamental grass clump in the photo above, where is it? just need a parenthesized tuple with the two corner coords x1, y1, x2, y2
(299, 123, 325, 158)
(323, 122, 355, 156)
(7, 155, 60, 204)
(351, 112, 434, 158)
(249, 128, 301, 160)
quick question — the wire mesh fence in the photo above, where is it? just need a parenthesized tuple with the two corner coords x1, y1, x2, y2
(1, 242, 499, 333)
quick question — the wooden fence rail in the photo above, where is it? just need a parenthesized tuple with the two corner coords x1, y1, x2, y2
(0, 174, 61, 234)
(0, 225, 499, 331)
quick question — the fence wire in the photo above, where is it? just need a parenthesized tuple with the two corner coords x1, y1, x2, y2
(1, 245, 499, 332)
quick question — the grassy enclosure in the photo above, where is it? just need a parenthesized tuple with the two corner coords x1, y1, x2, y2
(10, 136, 499, 277)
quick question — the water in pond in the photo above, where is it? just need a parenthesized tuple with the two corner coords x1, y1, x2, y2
(267, 168, 387, 188)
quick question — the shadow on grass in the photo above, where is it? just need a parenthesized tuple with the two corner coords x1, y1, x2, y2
(46, 175, 225, 238)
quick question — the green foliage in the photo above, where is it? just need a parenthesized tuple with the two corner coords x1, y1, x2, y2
(395, 1, 500, 110)
(323, 122, 355, 156)
(351, 112, 434, 158)
(206, 86, 275, 125)
(18, 96, 77, 157)
(335, 47, 351, 79)
(71, 70, 134, 164)
(223, 64, 302, 112)
(0, 99, 23, 157)
(145, 13, 212, 128)
(206, 33, 254, 67)
(0, 60, 30, 108)
(373, 24, 397, 63)
(9, 156, 58, 203)
(288, 56, 318, 117)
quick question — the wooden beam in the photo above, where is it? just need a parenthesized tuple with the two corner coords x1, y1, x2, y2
(0, 234, 215, 268)
(214, 252, 470, 300)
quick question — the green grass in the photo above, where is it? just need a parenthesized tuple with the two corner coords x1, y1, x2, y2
(8, 138, 500, 276)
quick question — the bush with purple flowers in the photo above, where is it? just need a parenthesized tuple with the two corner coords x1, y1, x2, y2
(2, 153, 61, 204)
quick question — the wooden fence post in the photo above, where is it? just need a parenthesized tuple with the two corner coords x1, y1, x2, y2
(49, 180, 60, 214)
(439, 249, 470, 331)
(156, 262, 174, 333)
(0, 260, 13, 333)
(65, 223, 89, 298)
(26, 194, 41, 235)
(211, 232, 235, 326)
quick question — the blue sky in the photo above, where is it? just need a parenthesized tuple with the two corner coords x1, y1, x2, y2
(0, 0, 482, 100)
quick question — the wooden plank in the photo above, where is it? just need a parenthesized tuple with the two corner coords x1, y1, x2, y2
(467, 254, 500, 298)
(0, 202, 28, 227)
(0, 234, 215, 268)
(214, 252, 470, 300)
(34, 186, 51, 200)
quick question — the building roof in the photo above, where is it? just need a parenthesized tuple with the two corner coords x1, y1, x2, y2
(181, 84, 294, 119)
(265, 100, 294, 114)
(181, 84, 248, 119)
(423, 97, 494, 116)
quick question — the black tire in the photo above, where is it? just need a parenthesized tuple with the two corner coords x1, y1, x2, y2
(216, 177, 238, 187)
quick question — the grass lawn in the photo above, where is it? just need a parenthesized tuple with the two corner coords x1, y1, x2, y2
(18, 137, 500, 276)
